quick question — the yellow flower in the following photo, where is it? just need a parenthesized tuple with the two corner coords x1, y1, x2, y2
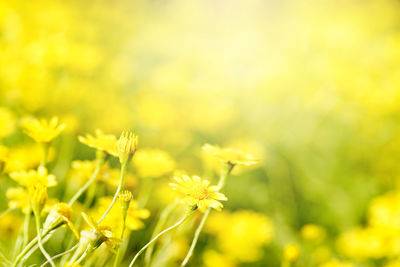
(116, 131, 138, 164)
(319, 258, 355, 267)
(78, 129, 118, 156)
(10, 166, 57, 188)
(0, 107, 16, 139)
(206, 210, 273, 262)
(118, 190, 133, 203)
(203, 250, 236, 267)
(6, 187, 29, 213)
(0, 212, 22, 239)
(29, 184, 47, 207)
(81, 212, 121, 252)
(43, 203, 79, 239)
(202, 143, 258, 167)
(21, 116, 65, 143)
(301, 224, 326, 243)
(133, 148, 175, 178)
(169, 174, 227, 212)
(283, 243, 301, 263)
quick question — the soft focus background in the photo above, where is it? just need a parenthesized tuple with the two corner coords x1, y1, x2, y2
(1, 0, 400, 266)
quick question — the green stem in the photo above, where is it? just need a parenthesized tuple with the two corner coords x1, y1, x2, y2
(113, 209, 128, 267)
(40, 143, 50, 167)
(68, 159, 103, 206)
(34, 211, 55, 267)
(128, 209, 194, 267)
(144, 201, 178, 266)
(23, 204, 31, 249)
(98, 162, 127, 223)
(40, 243, 79, 267)
(180, 208, 210, 267)
(12, 229, 51, 267)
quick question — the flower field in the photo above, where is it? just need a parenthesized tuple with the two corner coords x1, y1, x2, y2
(1, 0, 400, 266)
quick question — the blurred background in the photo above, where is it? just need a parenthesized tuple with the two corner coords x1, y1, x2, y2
(1, 0, 400, 266)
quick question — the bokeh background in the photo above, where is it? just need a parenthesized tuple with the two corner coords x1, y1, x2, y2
(1, 0, 400, 266)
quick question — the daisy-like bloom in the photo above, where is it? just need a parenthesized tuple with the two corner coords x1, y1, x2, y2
(10, 166, 57, 188)
(6, 187, 29, 213)
(202, 144, 258, 167)
(169, 175, 227, 212)
(21, 116, 66, 143)
(116, 131, 138, 164)
(81, 212, 121, 253)
(43, 203, 79, 239)
(78, 129, 118, 157)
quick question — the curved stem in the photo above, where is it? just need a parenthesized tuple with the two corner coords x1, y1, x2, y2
(181, 208, 210, 267)
(40, 243, 79, 267)
(34, 212, 55, 267)
(12, 230, 51, 267)
(69, 160, 102, 206)
(144, 201, 178, 266)
(129, 209, 194, 267)
(98, 162, 127, 223)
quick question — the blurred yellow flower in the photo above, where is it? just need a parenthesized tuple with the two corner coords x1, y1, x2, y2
(78, 129, 118, 156)
(0, 107, 16, 139)
(0, 212, 22, 239)
(21, 116, 65, 143)
(6, 187, 29, 213)
(283, 243, 301, 263)
(10, 166, 57, 188)
(5, 143, 54, 172)
(202, 143, 257, 167)
(29, 183, 47, 207)
(203, 250, 236, 267)
(301, 224, 326, 243)
(169, 174, 227, 212)
(206, 210, 273, 262)
(133, 148, 175, 178)
(319, 258, 355, 267)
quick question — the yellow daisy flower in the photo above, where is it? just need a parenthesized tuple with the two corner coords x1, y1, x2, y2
(116, 131, 138, 164)
(78, 129, 118, 156)
(169, 174, 227, 212)
(21, 116, 66, 143)
(202, 144, 258, 167)
(10, 166, 57, 188)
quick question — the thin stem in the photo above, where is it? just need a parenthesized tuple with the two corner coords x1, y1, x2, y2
(98, 162, 127, 223)
(181, 208, 210, 267)
(40, 143, 50, 167)
(113, 211, 128, 267)
(40, 243, 79, 267)
(69, 160, 102, 206)
(128, 209, 194, 267)
(144, 201, 178, 266)
(23, 204, 31, 249)
(12, 229, 51, 267)
(34, 212, 55, 267)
